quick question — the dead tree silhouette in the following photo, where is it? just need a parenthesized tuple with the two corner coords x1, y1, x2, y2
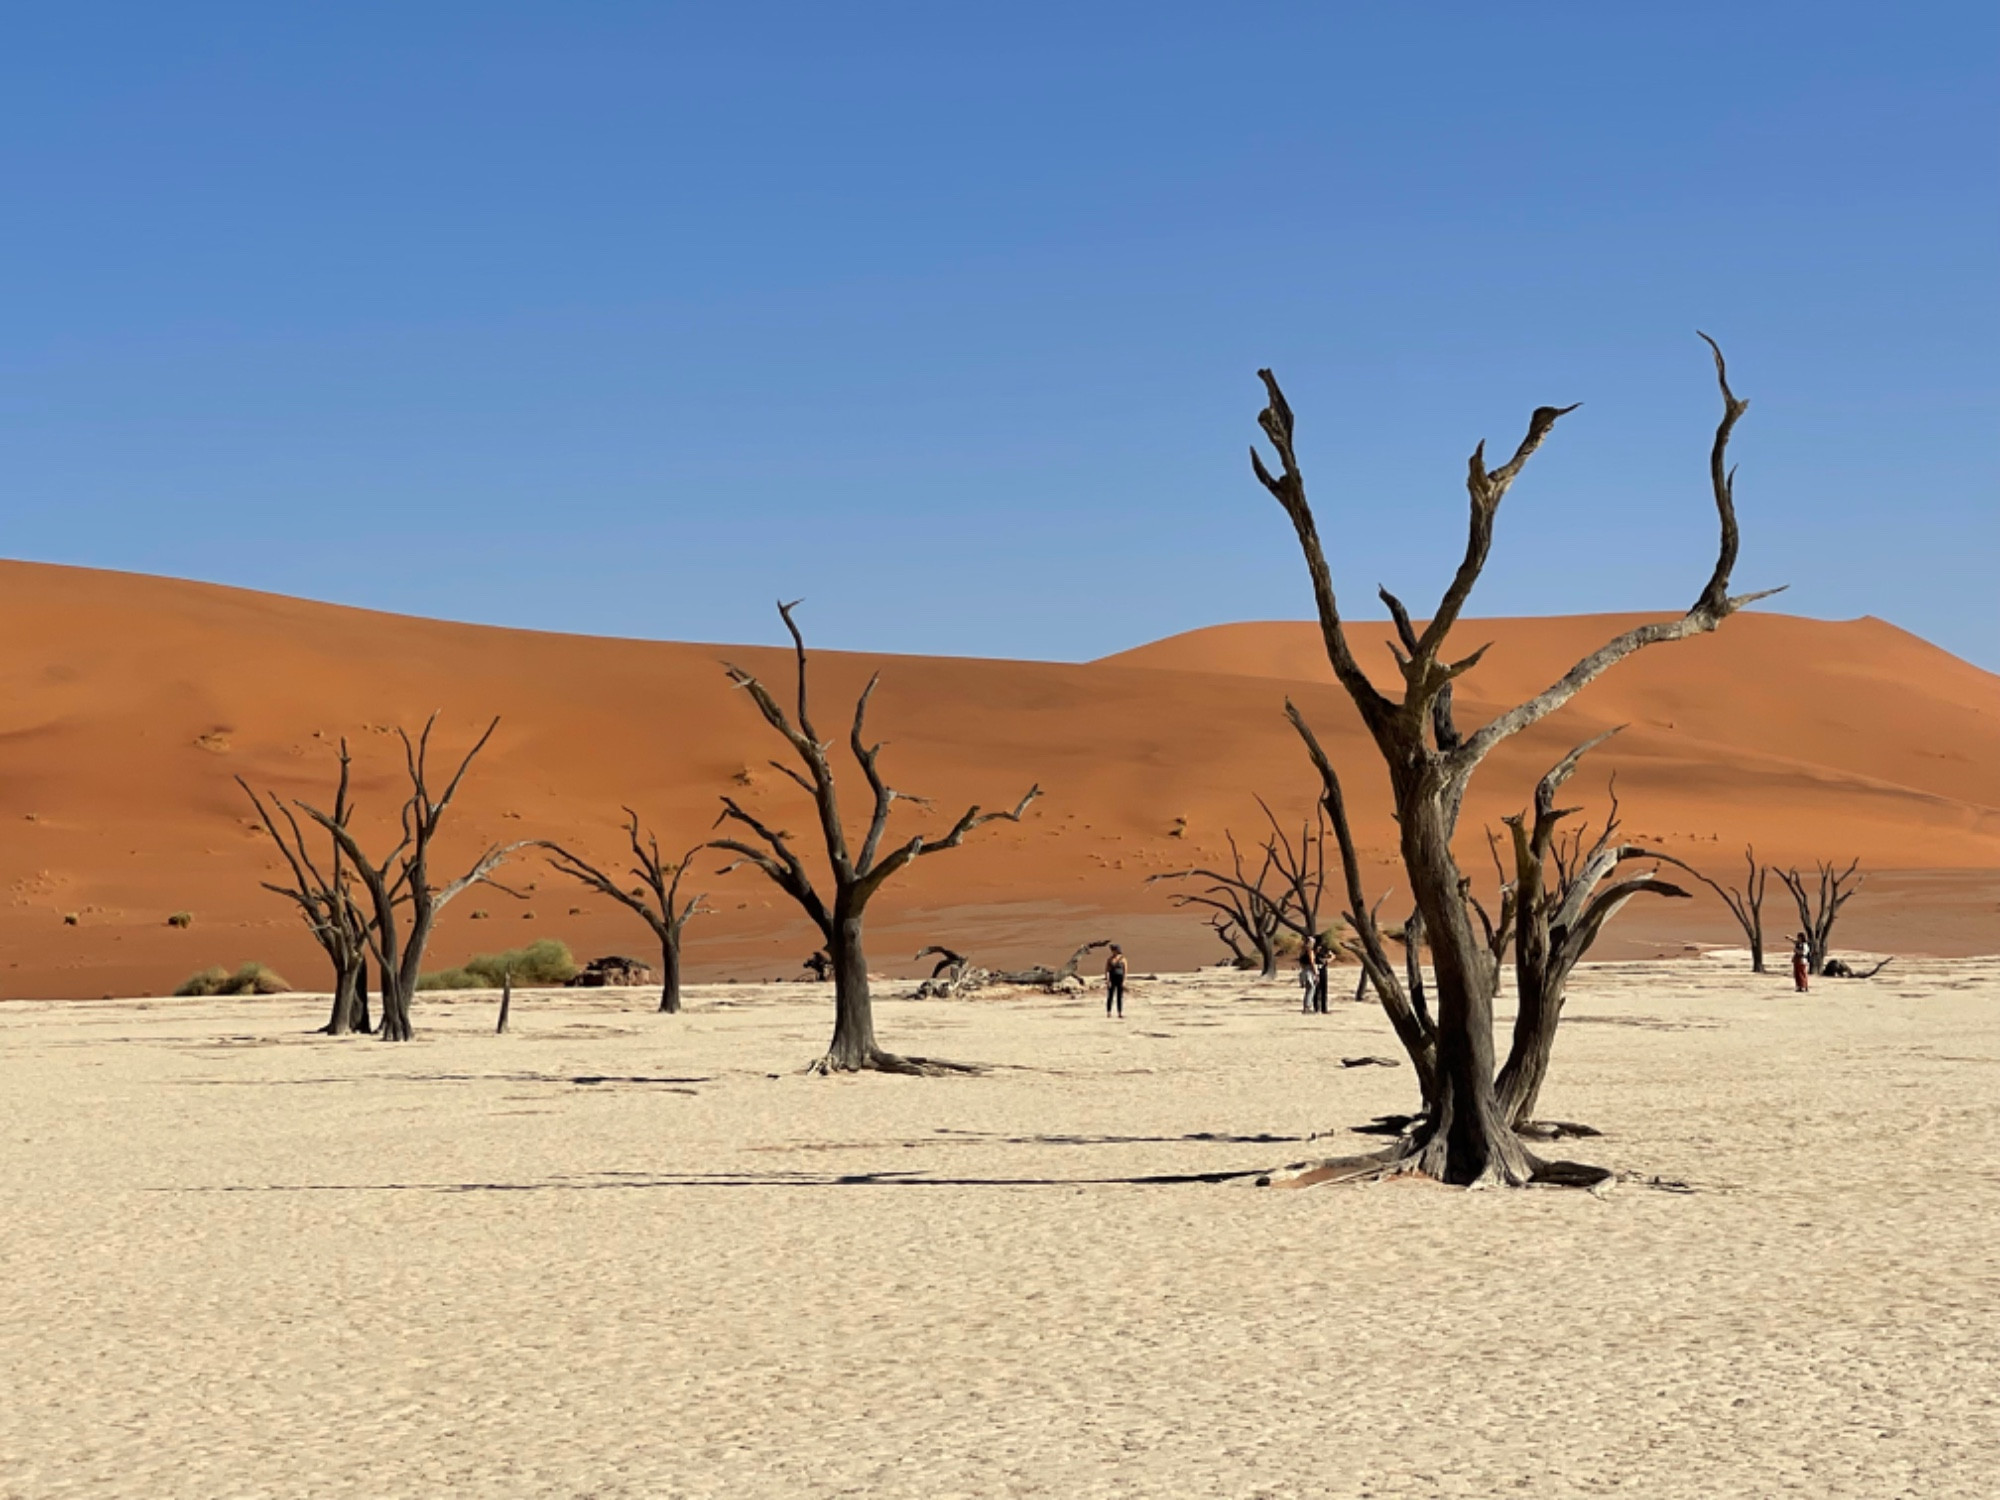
(1257, 334, 1776, 1187)
(713, 602, 1038, 1074)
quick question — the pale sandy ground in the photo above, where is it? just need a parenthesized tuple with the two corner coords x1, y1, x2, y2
(3, 955, 1997, 1499)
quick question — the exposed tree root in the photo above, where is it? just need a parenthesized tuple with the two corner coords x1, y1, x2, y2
(804, 1048, 987, 1078)
(1253, 1126, 1616, 1194)
(1339, 1055, 1402, 1068)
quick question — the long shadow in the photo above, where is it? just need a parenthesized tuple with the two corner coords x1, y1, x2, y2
(170, 1165, 1268, 1193)
(177, 1073, 712, 1088)
(929, 1128, 1301, 1147)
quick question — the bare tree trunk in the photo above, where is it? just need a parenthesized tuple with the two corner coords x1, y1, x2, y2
(325, 956, 365, 1036)
(1402, 796, 1537, 1186)
(657, 932, 682, 1014)
(823, 914, 878, 1070)
(495, 969, 512, 1034)
(352, 955, 373, 1035)
(1255, 927, 1279, 979)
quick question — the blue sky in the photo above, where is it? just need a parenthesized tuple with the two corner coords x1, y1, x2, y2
(4, 3, 1995, 666)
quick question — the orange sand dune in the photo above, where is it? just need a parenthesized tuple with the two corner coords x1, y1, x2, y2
(2, 560, 1996, 999)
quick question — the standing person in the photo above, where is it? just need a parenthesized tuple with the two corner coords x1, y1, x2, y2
(1298, 945, 1317, 1013)
(1312, 938, 1332, 1014)
(1791, 932, 1811, 994)
(1105, 944, 1128, 1018)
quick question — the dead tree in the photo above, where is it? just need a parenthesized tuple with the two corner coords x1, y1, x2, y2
(300, 715, 525, 1041)
(1257, 334, 1773, 1187)
(714, 602, 1039, 1073)
(1778, 859, 1862, 975)
(1493, 743, 1690, 1130)
(238, 742, 373, 1035)
(1682, 845, 1771, 971)
(1259, 798, 1332, 953)
(1148, 833, 1288, 977)
(542, 813, 710, 1013)
(990, 939, 1113, 989)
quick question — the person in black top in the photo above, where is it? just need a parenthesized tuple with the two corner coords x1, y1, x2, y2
(1312, 938, 1332, 1014)
(1105, 945, 1128, 1017)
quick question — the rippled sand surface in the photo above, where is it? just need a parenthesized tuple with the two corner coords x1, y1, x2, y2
(4, 955, 1996, 1498)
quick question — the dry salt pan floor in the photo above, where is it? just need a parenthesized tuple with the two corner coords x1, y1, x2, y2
(3, 956, 1998, 1499)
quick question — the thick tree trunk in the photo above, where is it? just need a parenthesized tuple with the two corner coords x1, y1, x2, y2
(657, 931, 683, 1014)
(1495, 970, 1563, 1128)
(821, 914, 878, 1070)
(1399, 792, 1536, 1186)
(1256, 930, 1279, 979)
(323, 955, 363, 1036)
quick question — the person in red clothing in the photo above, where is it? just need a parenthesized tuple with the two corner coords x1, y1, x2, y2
(1105, 945, 1128, 1017)
(1791, 933, 1812, 993)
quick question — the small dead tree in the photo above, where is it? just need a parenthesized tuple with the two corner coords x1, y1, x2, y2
(1682, 844, 1771, 972)
(714, 602, 1039, 1073)
(1494, 741, 1690, 1131)
(238, 741, 373, 1036)
(1257, 334, 1773, 1187)
(542, 813, 710, 1014)
(1259, 798, 1333, 954)
(990, 939, 1114, 990)
(1148, 833, 1287, 977)
(1778, 858, 1862, 976)
(300, 715, 525, 1042)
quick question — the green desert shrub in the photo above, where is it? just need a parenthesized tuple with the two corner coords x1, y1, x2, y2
(174, 962, 292, 997)
(418, 937, 577, 991)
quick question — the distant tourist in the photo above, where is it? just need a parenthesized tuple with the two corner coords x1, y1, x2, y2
(1105, 944, 1128, 1018)
(1312, 938, 1332, 1014)
(1298, 945, 1317, 1013)
(1791, 933, 1811, 994)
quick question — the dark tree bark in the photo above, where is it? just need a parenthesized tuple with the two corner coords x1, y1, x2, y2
(1681, 845, 1771, 972)
(1255, 335, 1774, 1187)
(495, 968, 513, 1034)
(239, 741, 373, 1036)
(713, 602, 1039, 1074)
(299, 715, 525, 1042)
(1492, 741, 1691, 1128)
(1778, 859, 1862, 975)
(543, 814, 710, 1014)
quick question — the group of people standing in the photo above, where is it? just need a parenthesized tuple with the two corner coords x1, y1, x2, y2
(1297, 938, 1338, 1014)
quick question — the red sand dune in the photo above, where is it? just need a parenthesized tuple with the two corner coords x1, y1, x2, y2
(2, 559, 1995, 999)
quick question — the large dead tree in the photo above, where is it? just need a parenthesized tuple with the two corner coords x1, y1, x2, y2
(1257, 334, 1773, 1187)
(714, 602, 1039, 1074)
(1493, 742, 1690, 1130)
(238, 740, 373, 1036)
(1778, 858, 1862, 976)
(542, 813, 709, 1014)
(300, 716, 525, 1041)
(1682, 845, 1771, 972)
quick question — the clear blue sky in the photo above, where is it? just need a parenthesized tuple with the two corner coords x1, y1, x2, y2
(5, 3, 1995, 666)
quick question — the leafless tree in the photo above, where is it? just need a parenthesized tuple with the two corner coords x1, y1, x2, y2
(1494, 743, 1690, 1130)
(1149, 833, 1287, 977)
(1256, 334, 1773, 1186)
(1681, 845, 1771, 972)
(1259, 798, 1333, 953)
(1778, 859, 1862, 976)
(713, 602, 1039, 1073)
(542, 813, 710, 1014)
(237, 741, 372, 1035)
(300, 716, 526, 1041)
(990, 939, 1114, 989)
